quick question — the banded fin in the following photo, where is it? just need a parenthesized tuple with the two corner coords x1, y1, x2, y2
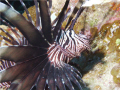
(34, 0, 41, 29)
(19, 0, 33, 24)
(39, 0, 52, 43)
(53, 0, 70, 40)
(0, 2, 48, 47)
(54, 67, 66, 90)
(65, 0, 84, 29)
(36, 61, 50, 90)
(0, 46, 47, 63)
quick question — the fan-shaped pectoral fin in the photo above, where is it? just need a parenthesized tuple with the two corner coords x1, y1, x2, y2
(0, 46, 47, 63)
(0, 2, 48, 47)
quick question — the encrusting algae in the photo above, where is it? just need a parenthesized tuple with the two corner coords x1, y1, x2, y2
(62, 1, 120, 90)
(81, 21, 120, 90)
(111, 64, 120, 85)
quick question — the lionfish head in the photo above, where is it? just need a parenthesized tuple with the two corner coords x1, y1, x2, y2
(0, 0, 91, 90)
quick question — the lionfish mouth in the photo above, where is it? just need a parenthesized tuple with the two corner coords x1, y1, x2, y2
(0, 0, 91, 90)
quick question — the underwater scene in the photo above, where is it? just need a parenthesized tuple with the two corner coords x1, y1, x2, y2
(0, 0, 120, 90)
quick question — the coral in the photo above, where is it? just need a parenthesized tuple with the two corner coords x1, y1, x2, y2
(80, 1, 120, 90)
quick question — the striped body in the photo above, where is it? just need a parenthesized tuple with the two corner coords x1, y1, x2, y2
(48, 30, 90, 65)
(0, 60, 15, 88)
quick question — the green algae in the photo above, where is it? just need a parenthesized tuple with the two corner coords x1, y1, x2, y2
(116, 39, 120, 45)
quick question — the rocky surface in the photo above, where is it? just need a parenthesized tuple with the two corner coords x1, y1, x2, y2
(74, 1, 120, 90)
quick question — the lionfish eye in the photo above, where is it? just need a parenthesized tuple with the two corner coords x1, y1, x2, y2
(0, 0, 91, 90)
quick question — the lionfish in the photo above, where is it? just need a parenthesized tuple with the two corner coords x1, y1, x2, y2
(0, 0, 91, 90)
